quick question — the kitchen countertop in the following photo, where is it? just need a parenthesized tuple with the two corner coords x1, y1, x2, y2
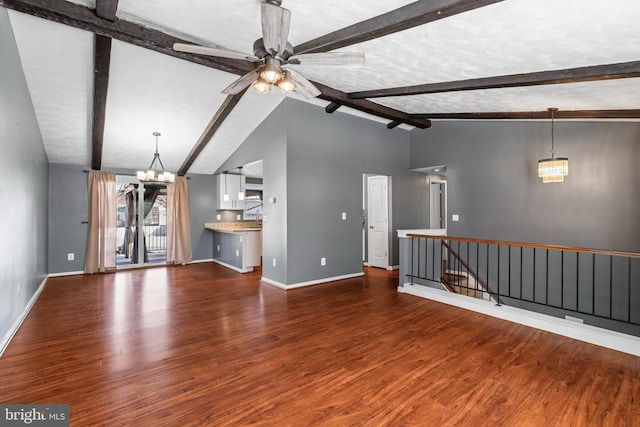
(204, 223, 262, 234)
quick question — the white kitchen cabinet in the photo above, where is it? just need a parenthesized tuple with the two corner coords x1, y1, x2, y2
(217, 173, 245, 210)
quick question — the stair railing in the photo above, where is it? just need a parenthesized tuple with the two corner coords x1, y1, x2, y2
(406, 234, 640, 328)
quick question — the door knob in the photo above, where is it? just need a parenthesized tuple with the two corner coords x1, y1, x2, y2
(369, 226, 374, 229)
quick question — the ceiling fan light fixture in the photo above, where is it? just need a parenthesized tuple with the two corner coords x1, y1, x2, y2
(277, 71, 296, 93)
(252, 77, 272, 94)
(260, 57, 282, 84)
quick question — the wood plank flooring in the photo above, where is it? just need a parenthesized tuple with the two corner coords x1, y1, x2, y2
(1, 263, 639, 426)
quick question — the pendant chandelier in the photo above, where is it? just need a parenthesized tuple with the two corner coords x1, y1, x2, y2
(538, 108, 569, 183)
(137, 132, 175, 183)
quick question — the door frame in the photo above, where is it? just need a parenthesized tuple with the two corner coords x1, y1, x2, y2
(429, 178, 447, 230)
(115, 175, 167, 269)
(365, 174, 391, 269)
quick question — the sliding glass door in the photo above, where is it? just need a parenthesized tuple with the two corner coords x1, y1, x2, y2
(115, 176, 167, 267)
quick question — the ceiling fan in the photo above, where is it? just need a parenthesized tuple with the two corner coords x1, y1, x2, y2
(173, 0, 364, 99)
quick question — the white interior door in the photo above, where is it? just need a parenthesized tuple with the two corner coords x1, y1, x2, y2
(367, 175, 389, 269)
(430, 180, 446, 229)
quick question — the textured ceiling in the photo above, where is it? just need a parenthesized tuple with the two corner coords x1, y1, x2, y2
(6, 0, 640, 176)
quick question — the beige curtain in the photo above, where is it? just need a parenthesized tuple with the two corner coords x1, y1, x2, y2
(84, 171, 117, 273)
(166, 176, 193, 265)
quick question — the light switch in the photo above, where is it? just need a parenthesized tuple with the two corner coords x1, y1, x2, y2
(341, 212, 346, 220)
(452, 214, 460, 222)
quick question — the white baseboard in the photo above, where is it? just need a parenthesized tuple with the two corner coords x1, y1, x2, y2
(47, 270, 84, 277)
(399, 282, 640, 357)
(211, 259, 252, 273)
(364, 262, 398, 271)
(262, 272, 365, 290)
(0, 276, 48, 358)
(190, 258, 214, 264)
(260, 277, 288, 290)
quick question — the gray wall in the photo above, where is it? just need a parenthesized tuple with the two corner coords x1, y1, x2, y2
(410, 121, 640, 252)
(219, 99, 429, 286)
(285, 100, 427, 284)
(0, 8, 49, 345)
(48, 164, 218, 273)
(48, 164, 88, 273)
(217, 101, 289, 284)
(187, 173, 216, 261)
(409, 120, 640, 334)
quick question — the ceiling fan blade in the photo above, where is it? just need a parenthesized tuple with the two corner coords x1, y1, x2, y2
(261, 2, 291, 56)
(288, 52, 365, 67)
(285, 68, 321, 99)
(222, 70, 260, 95)
(173, 43, 260, 62)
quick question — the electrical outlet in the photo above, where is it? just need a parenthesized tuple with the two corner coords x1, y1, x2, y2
(452, 214, 460, 222)
(272, 258, 276, 267)
(236, 214, 241, 220)
(67, 253, 75, 261)
(216, 214, 221, 220)
(321, 257, 326, 266)
(17, 283, 21, 295)
(236, 249, 240, 257)
(217, 245, 220, 252)
(341, 212, 346, 220)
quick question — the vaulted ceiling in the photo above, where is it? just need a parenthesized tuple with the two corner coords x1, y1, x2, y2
(3, 0, 640, 176)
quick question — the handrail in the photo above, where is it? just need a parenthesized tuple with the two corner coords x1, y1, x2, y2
(407, 234, 640, 259)
(405, 233, 640, 331)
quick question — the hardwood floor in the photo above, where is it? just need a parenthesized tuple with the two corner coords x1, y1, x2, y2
(1, 264, 639, 426)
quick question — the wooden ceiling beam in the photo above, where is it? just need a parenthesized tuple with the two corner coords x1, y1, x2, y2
(325, 102, 341, 114)
(90, 1, 118, 171)
(177, 90, 249, 176)
(91, 35, 111, 170)
(293, 0, 505, 54)
(350, 60, 640, 99)
(0, 0, 254, 76)
(314, 82, 431, 128)
(410, 109, 640, 120)
(1, 0, 426, 132)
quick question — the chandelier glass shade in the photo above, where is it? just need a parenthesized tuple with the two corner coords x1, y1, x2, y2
(538, 108, 568, 183)
(136, 132, 175, 184)
(538, 157, 569, 183)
